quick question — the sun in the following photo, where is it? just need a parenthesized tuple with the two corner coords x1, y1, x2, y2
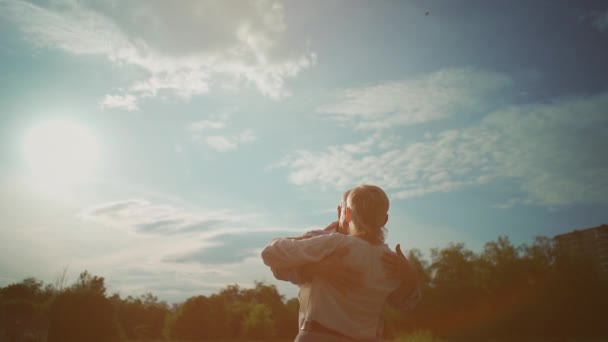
(23, 119, 101, 188)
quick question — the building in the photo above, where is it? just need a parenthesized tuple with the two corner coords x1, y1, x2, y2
(554, 224, 608, 274)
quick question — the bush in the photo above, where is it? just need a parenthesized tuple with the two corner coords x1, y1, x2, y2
(242, 303, 275, 339)
(47, 289, 122, 342)
(390, 330, 445, 342)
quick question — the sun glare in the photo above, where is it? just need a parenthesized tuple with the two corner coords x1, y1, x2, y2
(23, 120, 101, 188)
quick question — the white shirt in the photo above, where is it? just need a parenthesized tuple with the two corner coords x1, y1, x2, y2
(261, 233, 401, 340)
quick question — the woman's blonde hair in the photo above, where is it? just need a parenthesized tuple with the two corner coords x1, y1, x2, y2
(345, 185, 389, 244)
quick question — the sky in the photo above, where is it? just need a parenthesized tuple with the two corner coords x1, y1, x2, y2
(0, 0, 607, 303)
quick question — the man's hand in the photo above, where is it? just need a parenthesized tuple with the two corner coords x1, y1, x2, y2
(287, 235, 312, 241)
(285, 221, 339, 240)
(301, 247, 362, 292)
(323, 221, 340, 232)
(382, 244, 418, 282)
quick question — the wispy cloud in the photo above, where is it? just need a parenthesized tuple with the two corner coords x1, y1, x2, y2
(204, 130, 257, 152)
(1, 0, 316, 108)
(318, 68, 512, 130)
(79, 198, 304, 236)
(278, 91, 608, 207)
(188, 112, 257, 152)
(479, 93, 608, 206)
(164, 232, 282, 265)
(276, 130, 492, 197)
(106, 267, 230, 303)
(188, 117, 229, 131)
(74, 197, 304, 301)
(98, 94, 138, 111)
(79, 199, 251, 235)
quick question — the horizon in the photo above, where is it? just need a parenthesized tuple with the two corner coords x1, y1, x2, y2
(3, 224, 607, 305)
(1, 0, 607, 304)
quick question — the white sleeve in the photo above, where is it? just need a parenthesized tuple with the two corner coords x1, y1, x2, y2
(261, 233, 348, 269)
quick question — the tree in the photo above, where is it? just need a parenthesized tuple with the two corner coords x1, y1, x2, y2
(426, 243, 482, 337)
(2, 234, 606, 341)
(1, 278, 44, 302)
(242, 281, 288, 337)
(112, 292, 169, 340)
(546, 244, 608, 339)
(0, 278, 50, 341)
(242, 303, 275, 339)
(170, 295, 214, 340)
(281, 297, 300, 339)
(47, 271, 122, 342)
(72, 270, 106, 294)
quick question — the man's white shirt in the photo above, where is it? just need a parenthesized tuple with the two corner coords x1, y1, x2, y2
(262, 233, 401, 340)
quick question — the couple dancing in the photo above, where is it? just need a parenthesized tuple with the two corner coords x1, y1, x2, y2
(262, 185, 421, 341)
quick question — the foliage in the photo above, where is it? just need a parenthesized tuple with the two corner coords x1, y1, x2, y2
(111, 292, 169, 340)
(1, 234, 607, 341)
(47, 272, 123, 342)
(390, 330, 444, 342)
(165, 281, 297, 340)
(47, 289, 121, 342)
(395, 236, 608, 340)
(242, 303, 275, 339)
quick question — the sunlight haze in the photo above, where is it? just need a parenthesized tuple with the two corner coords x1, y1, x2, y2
(0, 0, 607, 304)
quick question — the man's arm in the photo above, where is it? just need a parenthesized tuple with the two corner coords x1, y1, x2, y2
(268, 222, 342, 285)
(271, 246, 363, 291)
(270, 266, 310, 285)
(261, 233, 348, 269)
(269, 232, 319, 284)
(382, 244, 422, 312)
(262, 231, 366, 293)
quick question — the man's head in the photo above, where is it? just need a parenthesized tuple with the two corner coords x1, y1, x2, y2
(342, 185, 389, 244)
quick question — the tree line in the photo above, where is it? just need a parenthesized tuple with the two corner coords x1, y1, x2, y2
(1, 235, 606, 341)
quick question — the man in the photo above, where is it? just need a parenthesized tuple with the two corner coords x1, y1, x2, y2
(272, 189, 420, 312)
(262, 185, 420, 341)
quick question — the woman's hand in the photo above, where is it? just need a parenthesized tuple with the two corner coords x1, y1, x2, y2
(302, 247, 363, 292)
(382, 244, 418, 282)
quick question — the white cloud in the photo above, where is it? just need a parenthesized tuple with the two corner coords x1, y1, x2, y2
(189, 120, 226, 131)
(204, 130, 257, 152)
(188, 113, 230, 132)
(79, 197, 299, 236)
(130, 69, 211, 99)
(278, 91, 608, 207)
(75, 197, 304, 302)
(79, 198, 240, 235)
(1, 0, 316, 108)
(479, 94, 608, 206)
(188, 112, 256, 152)
(277, 129, 492, 197)
(105, 266, 232, 303)
(98, 94, 138, 111)
(318, 68, 512, 130)
(205, 135, 238, 152)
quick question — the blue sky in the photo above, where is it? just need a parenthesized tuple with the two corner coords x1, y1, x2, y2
(0, 0, 607, 302)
